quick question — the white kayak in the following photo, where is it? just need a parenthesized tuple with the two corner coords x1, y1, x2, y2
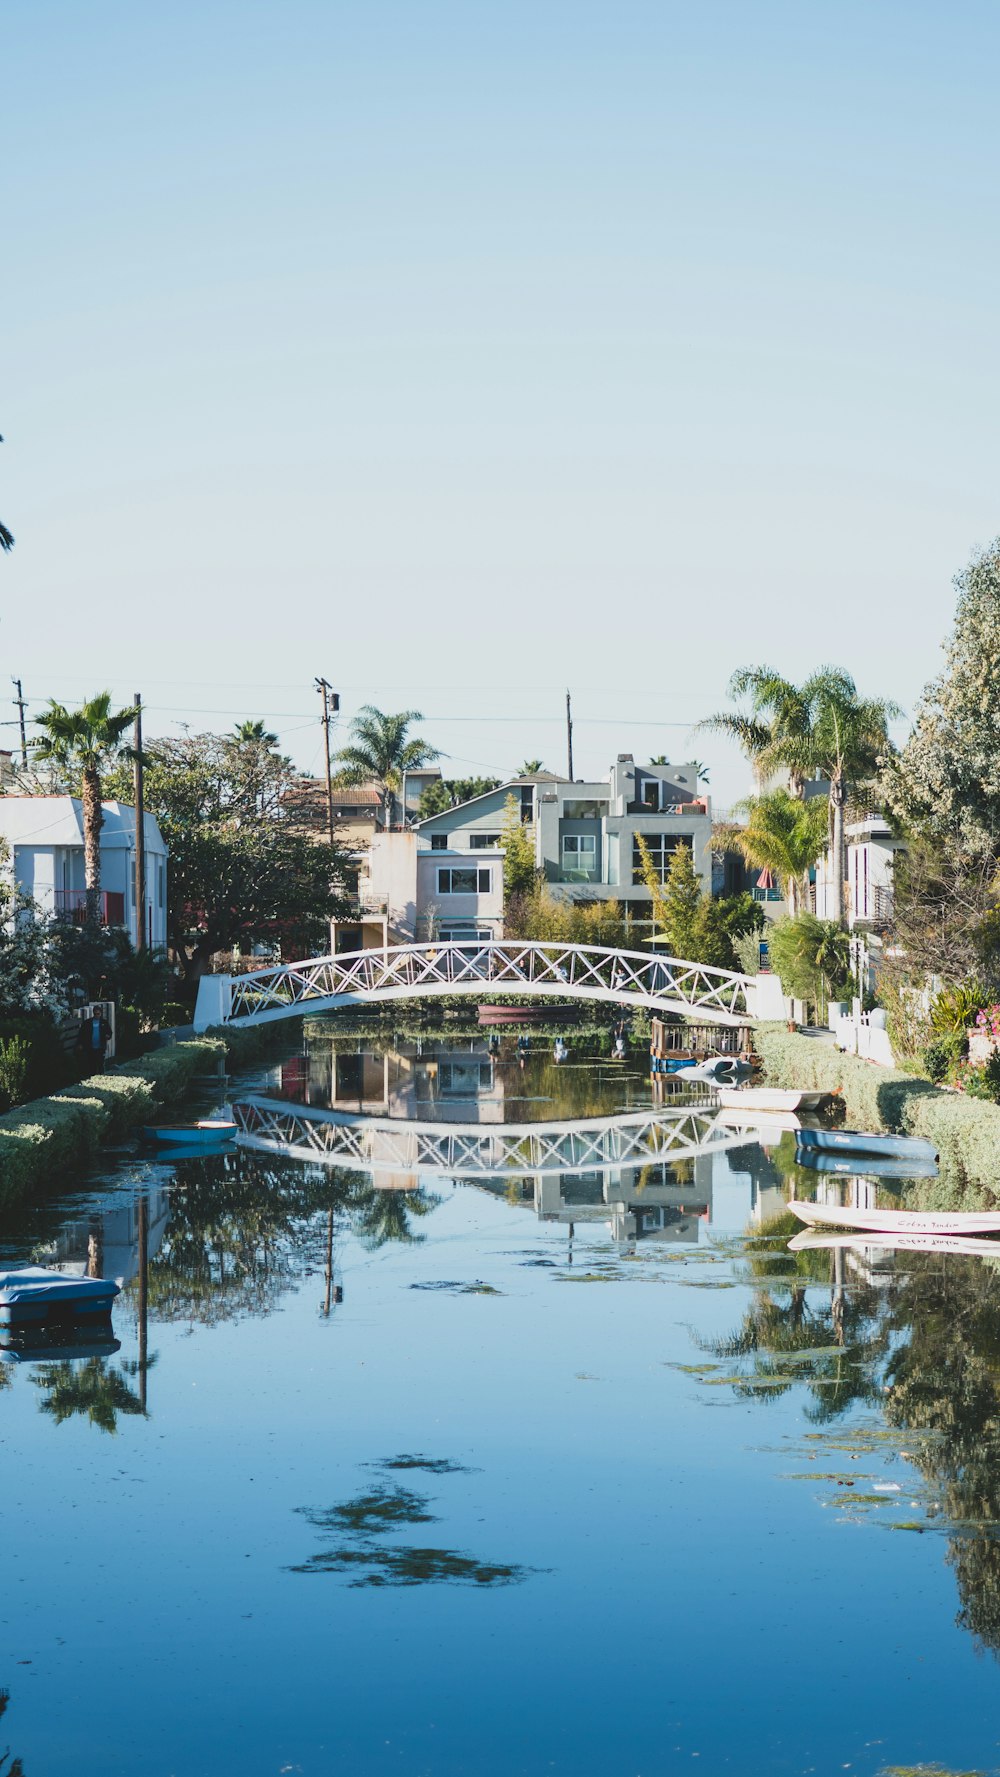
(796, 1127, 938, 1164)
(789, 1228, 1000, 1258)
(716, 1087, 830, 1113)
(789, 1199, 1000, 1236)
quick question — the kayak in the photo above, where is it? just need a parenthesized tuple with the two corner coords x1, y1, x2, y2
(789, 1199, 1000, 1236)
(796, 1128, 938, 1164)
(795, 1148, 939, 1181)
(716, 1088, 830, 1113)
(789, 1228, 1000, 1258)
(0, 1266, 120, 1326)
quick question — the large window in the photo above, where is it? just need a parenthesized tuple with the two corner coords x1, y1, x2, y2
(438, 867, 492, 895)
(561, 834, 598, 882)
(519, 785, 534, 824)
(469, 832, 500, 849)
(431, 834, 449, 851)
(632, 834, 692, 885)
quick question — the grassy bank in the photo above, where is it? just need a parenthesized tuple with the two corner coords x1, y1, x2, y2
(0, 1019, 294, 1213)
(755, 1024, 1000, 1196)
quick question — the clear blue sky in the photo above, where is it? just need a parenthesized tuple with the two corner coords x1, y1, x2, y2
(4, 1, 998, 805)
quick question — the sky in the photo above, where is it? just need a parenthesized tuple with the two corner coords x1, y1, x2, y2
(4, 0, 999, 808)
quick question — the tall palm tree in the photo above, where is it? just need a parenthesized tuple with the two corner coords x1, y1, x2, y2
(334, 706, 440, 828)
(768, 670, 900, 926)
(33, 692, 136, 925)
(700, 668, 815, 794)
(722, 790, 828, 916)
(233, 718, 279, 749)
(518, 759, 544, 776)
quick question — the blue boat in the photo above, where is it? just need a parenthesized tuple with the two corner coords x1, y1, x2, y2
(796, 1147, 939, 1180)
(795, 1127, 938, 1164)
(142, 1120, 236, 1148)
(0, 1267, 120, 1327)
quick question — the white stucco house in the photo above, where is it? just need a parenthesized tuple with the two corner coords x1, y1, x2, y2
(354, 829, 505, 946)
(0, 797, 169, 951)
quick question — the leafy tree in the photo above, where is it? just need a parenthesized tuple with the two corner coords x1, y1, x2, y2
(417, 776, 499, 818)
(33, 1356, 145, 1432)
(498, 794, 539, 911)
(105, 733, 353, 980)
(885, 540, 1000, 857)
(768, 912, 853, 1015)
(655, 842, 704, 959)
(32, 692, 136, 926)
(717, 789, 828, 915)
(334, 706, 440, 827)
(633, 836, 759, 967)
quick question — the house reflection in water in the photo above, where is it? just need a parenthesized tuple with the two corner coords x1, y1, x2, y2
(34, 1186, 172, 1287)
(294, 1038, 507, 1126)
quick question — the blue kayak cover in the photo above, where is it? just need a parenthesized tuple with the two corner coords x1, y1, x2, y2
(0, 1267, 120, 1309)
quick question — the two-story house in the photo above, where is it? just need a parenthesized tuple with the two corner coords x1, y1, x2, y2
(0, 797, 169, 951)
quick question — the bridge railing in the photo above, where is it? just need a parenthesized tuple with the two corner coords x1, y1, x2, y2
(194, 939, 773, 1030)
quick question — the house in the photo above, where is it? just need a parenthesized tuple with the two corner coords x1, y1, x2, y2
(354, 828, 505, 946)
(0, 797, 169, 950)
(416, 756, 712, 914)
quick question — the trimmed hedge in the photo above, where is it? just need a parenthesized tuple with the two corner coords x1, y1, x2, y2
(755, 1023, 1000, 1198)
(0, 1038, 228, 1211)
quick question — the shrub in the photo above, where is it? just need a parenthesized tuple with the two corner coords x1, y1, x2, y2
(930, 982, 985, 1034)
(0, 1036, 31, 1110)
(923, 1032, 968, 1082)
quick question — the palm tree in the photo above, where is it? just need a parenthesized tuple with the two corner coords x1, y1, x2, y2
(0, 431, 13, 554)
(518, 759, 544, 776)
(33, 692, 136, 925)
(769, 670, 900, 926)
(233, 718, 279, 749)
(722, 790, 828, 915)
(334, 706, 440, 828)
(700, 668, 815, 794)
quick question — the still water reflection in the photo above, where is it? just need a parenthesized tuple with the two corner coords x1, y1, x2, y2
(1, 1030, 1000, 1775)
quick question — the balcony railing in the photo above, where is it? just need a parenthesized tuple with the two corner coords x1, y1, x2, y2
(52, 890, 126, 927)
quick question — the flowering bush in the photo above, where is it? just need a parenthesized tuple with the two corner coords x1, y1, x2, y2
(950, 1051, 1000, 1103)
(975, 1004, 1000, 1042)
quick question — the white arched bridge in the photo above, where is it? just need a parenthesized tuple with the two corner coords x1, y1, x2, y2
(194, 940, 784, 1031)
(231, 1095, 750, 1180)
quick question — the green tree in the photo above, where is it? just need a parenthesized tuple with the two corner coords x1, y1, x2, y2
(656, 842, 704, 959)
(0, 431, 13, 554)
(517, 759, 544, 776)
(32, 692, 136, 926)
(885, 540, 1000, 857)
(700, 667, 816, 794)
(106, 733, 353, 980)
(33, 1357, 145, 1432)
(417, 776, 499, 818)
(718, 789, 828, 916)
(334, 707, 440, 828)
(768, 912, 853, 1016)
(498, 793, 539, 912)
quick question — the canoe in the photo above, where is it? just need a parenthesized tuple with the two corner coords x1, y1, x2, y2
(143, 1121, 237, 1147)
(796, 1127, 938, 1164)
(796, 1148, 939, 1181)
(789, 1199, 1000, 1236)
(715, 1087, 830, 1113)
(789, 1228, 1000, 1259)
(0, 1266, 120, 1326)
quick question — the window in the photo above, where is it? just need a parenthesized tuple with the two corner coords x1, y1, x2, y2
(632, 834, 692, 885)
(431, 834, 449, 851)
(561, 834, 597, 881)
(440, 926, 493, 942)
(520, 785, 534, 824)
(469, 832, 499, 849)
(562, 799, 606, 819)
(438, 867, 491, 895)
(642, 780, 660, 811)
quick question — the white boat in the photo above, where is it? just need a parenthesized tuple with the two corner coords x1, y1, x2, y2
(715, 1087, 830, 1113)
(789, 1228, 1000, 1258)
(796, 1128, 937, 1164)
(789, 1199, 1000, 1236)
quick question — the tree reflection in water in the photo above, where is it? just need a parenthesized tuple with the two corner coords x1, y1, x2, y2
(288, 1461, 532, 1588)
(145, 1150, 439, 1324)
(705, 1215, 1000, 1655)
(0, 1689, 24, 1776)
(32, 1357, 145, 1433)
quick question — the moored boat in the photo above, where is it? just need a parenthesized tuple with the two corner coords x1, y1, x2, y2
(715, 1087, 830, 1113)
(795, 1127, 937, 1164)
(0, 1267, 120, 1326)
(789, 1199, 1000, 1236)
(143, 1120, 237, 1147)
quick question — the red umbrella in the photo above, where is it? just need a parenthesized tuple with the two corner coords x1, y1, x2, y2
(756, 868, 776, 890)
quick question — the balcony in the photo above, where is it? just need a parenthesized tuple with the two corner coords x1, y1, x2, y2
(53, 889, 126, 927)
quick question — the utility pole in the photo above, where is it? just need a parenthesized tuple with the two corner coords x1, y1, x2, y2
(11, 679, 27, 769)
(566, 689, 574, 781)
(315, 678, 339, 845)
(133, 692, 146, 952)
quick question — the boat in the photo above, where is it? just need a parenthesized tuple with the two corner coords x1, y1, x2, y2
(715, 1087, 831, 1113)
(796, 1148, 939, 1181)
(143, 1119, 237, 1147)
(789, 1228, 1000, 1258)
(795, 1127, 938, 1164)
(0, 1267, 120, 1326)
(789, 1199, 1000, 1236)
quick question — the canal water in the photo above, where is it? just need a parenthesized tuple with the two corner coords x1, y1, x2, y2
(1, 1026, 999, 1776)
